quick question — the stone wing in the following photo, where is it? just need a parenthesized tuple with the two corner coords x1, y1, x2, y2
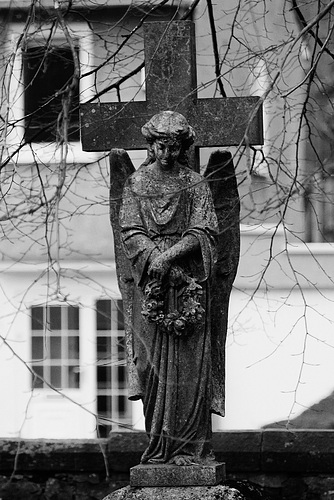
(109, 149, 141, 401)
(203, 150, 240, 416)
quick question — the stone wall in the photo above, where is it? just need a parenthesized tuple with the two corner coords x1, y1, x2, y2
(1, 431, 334, 499)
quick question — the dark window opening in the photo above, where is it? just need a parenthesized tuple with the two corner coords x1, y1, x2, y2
(23, 45, 79, 142)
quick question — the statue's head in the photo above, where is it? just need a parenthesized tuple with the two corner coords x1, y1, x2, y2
(142, 111, 195, 148)
(141, 111, 195, 167)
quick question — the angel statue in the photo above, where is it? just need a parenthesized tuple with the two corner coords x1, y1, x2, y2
(109, 110, 240, 466)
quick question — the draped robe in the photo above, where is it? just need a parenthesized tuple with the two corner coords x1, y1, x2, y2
(119, 163, 218, 464)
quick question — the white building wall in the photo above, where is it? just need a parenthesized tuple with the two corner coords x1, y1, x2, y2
(0, 261, 121, 438)
(1, 226, 333, 437)
(219, 226, 334, 430)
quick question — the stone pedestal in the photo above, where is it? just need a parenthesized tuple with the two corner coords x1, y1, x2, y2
(103, 485, 245, 500)
(102, 463, 246, 499)
(130, 463, 226, 487)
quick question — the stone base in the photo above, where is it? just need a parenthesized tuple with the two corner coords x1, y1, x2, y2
(103, 485, 245, 500)
(130, 463, 226, 487)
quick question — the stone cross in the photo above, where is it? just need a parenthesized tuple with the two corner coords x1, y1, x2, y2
(82, 22, 263, 495)
(80, 20, 263, 163)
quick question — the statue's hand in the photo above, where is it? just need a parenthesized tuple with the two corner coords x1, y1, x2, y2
(169, 266, 187, 286)
(148, 254, 171, 280)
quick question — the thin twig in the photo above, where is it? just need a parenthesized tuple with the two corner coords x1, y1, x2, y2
(206, 0, 227, 97)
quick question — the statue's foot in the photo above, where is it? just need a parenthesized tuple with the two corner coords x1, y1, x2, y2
(169, 455, 196, 466)
(146, 458, 165, 464)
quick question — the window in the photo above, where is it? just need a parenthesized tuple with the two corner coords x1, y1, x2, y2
(96, 299, 131, 436)
(23, 44, 80, 143)
(304, 170, 334, 242)
(31, 305, 80, 389)
(7, 23, 97, 164)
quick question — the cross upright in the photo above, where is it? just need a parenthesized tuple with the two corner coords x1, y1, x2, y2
(80, 21, 263, 165)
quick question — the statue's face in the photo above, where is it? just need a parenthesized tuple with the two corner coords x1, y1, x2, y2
(153, 139, 182, 170)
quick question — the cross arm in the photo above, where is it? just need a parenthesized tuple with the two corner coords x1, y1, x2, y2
(80, 96, 263, 152)
(192, 96, 263, 147)
(80, 102, 151, 152)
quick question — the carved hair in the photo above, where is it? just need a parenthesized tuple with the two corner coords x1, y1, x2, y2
(141, 111, 195, 166)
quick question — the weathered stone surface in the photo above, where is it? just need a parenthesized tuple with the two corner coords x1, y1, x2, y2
(0, 476, 42, 500)
(107, 433, 149, 472)
(44, 477, 74, 500)
(213, 431, 262, 471)
(130, 463, 226, 487)
(82, 18, 262, 472)
(80, 21, 263, 154)
(0, 438, 108, 472)
(81, 98, 262, 152)
(262, 430, 334, 473)
(115, 111, 222, 464)
(0, 473, 123, 500)
(204, 151, 240, 416)
(103, 485, 245, 500)
(4, 432, 334, 475)
(4, 434, 334, 498)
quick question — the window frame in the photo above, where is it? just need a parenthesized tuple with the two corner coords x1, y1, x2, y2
(304, 169, 334, 243)
(22, 43, 81, 144)
(96, 298, 132, 435)
(6, 22, 98, 165)
(30, 303, 81, 391)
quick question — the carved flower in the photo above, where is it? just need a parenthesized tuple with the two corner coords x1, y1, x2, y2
(156, 313, 165, 325)
(185, 278, 203, 294)
(183, 297, 199, 315)
(174, 317, 187, 333)
(146, 299, 158, 311)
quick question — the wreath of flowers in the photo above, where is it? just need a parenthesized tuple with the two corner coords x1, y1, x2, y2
(141, 277, 204, 337)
